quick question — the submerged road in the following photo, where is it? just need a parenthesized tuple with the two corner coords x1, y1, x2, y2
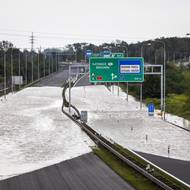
(45, 68, 190, 186)
(0, 67, 135, 189)
(3, 66, 188, 188)
(42, 68, 190, 186)
(76, 74, 190, 186)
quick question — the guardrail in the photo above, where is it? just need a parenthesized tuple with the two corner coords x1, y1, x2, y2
(62, 110, 190, 190)
(0, 70, 60, 97)
(166, 120, 190, 132)
(0, 88, 9, 93)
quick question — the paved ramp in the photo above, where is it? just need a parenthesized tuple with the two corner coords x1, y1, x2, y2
(137, 151, 190, 185)
(0, 153, 135, 190)
(34, 70, 69, 87)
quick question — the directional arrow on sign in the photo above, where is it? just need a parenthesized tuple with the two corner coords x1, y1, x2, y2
(111, 73, 117, 80)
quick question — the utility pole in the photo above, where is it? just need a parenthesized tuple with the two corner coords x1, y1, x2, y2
(37, 48, 40, 80)
(3, 49, 7, 98)
(30, 32, 35, 51)
(30, 32, 35, 82)
(11, 50, 13, 93)
(18, 50, 21, 89)
(25, 51, 28, 85)
(43, 54, 46, 77)
(49, 55, 51, 75)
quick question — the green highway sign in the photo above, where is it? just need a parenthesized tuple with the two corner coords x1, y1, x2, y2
(91, 52, 124, 58)
(112, 53, 124, 58)
(91, 53, 100, 57)
(89, 57, 144, 82)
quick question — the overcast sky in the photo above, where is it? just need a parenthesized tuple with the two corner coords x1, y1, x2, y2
(0, 0, 190, 48)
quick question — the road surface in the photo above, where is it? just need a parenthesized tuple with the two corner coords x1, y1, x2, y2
(34, 70, 69, 87)
(0, 153, 135, 190)
(137, 152, 190, 185)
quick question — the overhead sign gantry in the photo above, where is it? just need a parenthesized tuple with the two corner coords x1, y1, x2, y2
(89, 57, 144, 82)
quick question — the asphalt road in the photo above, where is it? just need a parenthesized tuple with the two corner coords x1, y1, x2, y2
(34, 67, 91, 87)
(0, 153, 135, 190)
(34, 69, 69, 87)
(136, 151, 190, 185)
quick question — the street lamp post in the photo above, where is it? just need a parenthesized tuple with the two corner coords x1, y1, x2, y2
(23, 48, 33, 85)
(144, 41, 166, 119)
(11, 48, 14, 93)
(140, 43, 151, 109)
(141, 43, 151, 57)
(43, 53, 46, 77)
(33, 48, 41, 80)
(51, 55, 54, 74)
(186, 34, 190, 63)
(155, 40, 166, 119)
(125, 46, 129, 57)
(25, 50, 28, 85)
(3, 48, 8, 99)
(56, 52, 58, 72)
(37, 49, 40, 80)
(48, 54, 51, 75)
(122, 45, 129, 57)
(73, 48, 77, 63)
(122, 44, 129, 100)
(18, 49, 21, 89)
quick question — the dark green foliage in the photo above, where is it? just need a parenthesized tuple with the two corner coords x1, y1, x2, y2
(166, 64, 186, 94)
(0, 44, 58, 88)
(0, 37, 190, 120)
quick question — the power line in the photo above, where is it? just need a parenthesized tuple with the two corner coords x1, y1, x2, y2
(29, 32, 36, 50)
(0, 29, 161, 48)
(0, 29, 149, 41)
(0, 32, 28, 37)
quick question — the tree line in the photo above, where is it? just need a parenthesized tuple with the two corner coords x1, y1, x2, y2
(0, 37, 190, 119)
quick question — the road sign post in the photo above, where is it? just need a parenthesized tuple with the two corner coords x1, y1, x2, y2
(148, 103, 155, 116)
(68, 64, 89, 113)
(144, 64, 163, 118)
(85, 50, 93, 62)
(90, 57, 144, 83)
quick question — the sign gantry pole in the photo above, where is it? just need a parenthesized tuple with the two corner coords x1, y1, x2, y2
(126, 82, 129, 101)
(144, 64, 164, 118)
(140, 83, 143, 109)
(69, 65, 71, 113)
(3, 49, 7, 99)
(90, 57, 144, 110)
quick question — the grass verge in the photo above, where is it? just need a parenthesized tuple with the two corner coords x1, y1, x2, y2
(93, 147, 162, 190)
(114, 144, 189, 190)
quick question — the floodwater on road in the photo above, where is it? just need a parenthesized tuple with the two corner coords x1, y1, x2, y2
(0, 87, 93, 180)
(71, 85, 190, 161)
